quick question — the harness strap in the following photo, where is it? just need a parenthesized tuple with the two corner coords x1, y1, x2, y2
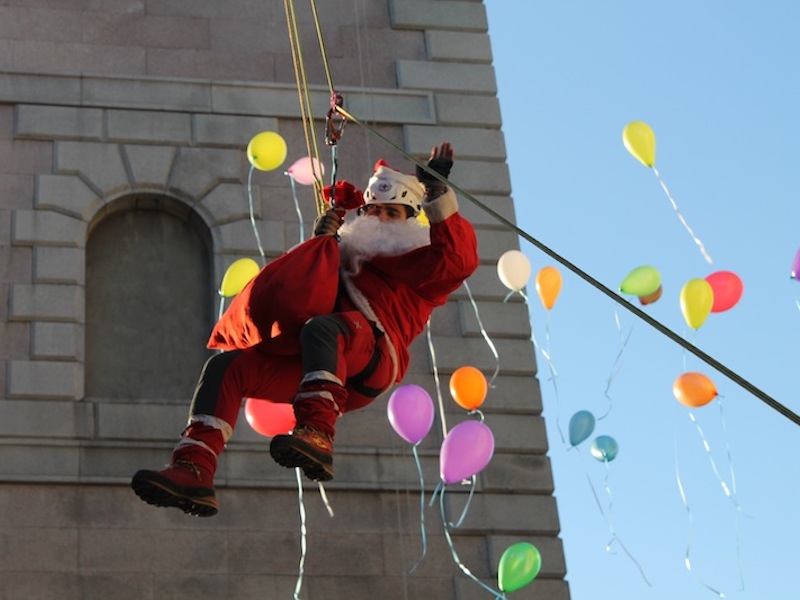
(348, 323, 385, 398)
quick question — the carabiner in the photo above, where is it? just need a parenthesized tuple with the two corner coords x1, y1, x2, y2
(325, 91, 347, 146)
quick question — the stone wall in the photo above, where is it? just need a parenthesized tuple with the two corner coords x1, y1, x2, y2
(0, 1, 570, 598)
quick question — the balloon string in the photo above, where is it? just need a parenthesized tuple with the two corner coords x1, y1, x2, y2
(598, 310, 634, 420)
(426, 318, 449, 439)
(463, 281, 501, 388)
(293, 467, 308, 600)
(652, 166, 712, 265)
(503, 289, 529, 303)
(408, 444, 428, 574)
(531, 312, 565, 444)
(674, 434, 726, 599)
(717, 398, 746, 592)
(246, 164, 267, 265)
(688, 402, 746, 591)
(579, 449, 651, 586)
(317, 482, 335, 518)
(438, 485, 505, 599)
(286, 173, 306, 242)
(446, 475, 478, 529)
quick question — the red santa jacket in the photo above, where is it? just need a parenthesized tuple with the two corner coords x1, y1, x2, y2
(340, 187, 479, 384)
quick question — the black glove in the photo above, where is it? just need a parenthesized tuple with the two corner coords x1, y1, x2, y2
(416, 142, 453, 197)
(313, 209, 344, 238)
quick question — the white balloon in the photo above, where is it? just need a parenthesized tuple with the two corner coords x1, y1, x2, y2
(497, 249, 531, 292)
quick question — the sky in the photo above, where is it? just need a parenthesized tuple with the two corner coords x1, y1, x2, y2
(484, 2, 799, 599)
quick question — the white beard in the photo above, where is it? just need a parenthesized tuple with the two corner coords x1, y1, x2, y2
(339, 214, 431, 275)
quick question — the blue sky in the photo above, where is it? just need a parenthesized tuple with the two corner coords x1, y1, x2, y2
(485, 2, 799, 598)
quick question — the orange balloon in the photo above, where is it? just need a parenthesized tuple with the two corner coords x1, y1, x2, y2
(449, 366, 488, 411)
(535, 266, 563, 310)
(673, 372, 717, 408)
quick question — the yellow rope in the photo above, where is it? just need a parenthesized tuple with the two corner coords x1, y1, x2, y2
(283, 0, 328, 214)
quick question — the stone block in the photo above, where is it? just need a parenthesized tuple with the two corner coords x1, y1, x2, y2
(428, 336, 535, 375)
(0, 138, 53, 175)
(0, 71, 81, 106)
(458, 299, 531, 339)
(483, 453, 555, 493)
(6, 359, 83, 399)
(31, 322, 82, 360)
(55, 141, 131, 196)
(0, 441, 81, 477)
(0, 399, 93, 438)
(35, 174, 103, 219)
(194, 114, 279, 147)
(33, 246, 84, 284)
(390, 0, 488, 32)
(485, 413, 548, 453)
(457, 193, 516, 229)
(0, 173, 35, 210)
(200, 182, 259, 224)
(405, 124, 505, 160)
(96, 402, 188, 440)
(122, 144, 176, 187)
(475, 227, 526, 262)
(9, 283, 83, 322)
(397, 60, 497, 93)
(81, 73, 211, 111)
(435, 92, 502, 127)
(15, 104, 103, 141)
(166, 146, 242, 200)
(11, 207, 87, 247)
(0, 526, 79, 572)
(214, 219, 286, 255)
(448, 492, 560, 535)
(345, 88, 436, 124)
(107, 109, 191, 144)
(211, 82, 313, 117)
(448, 159, 511, 195)
(426, 30, 492, 62)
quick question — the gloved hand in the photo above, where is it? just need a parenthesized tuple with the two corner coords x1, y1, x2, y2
(313, 209, 344, 237)
(416, 142, 454, 196)
(322, 180, 365, 211)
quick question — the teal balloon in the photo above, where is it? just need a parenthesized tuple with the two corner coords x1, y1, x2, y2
(590, 435, 619, 462)
(619, 265, 661, 296)
(498, 542, 542, 592)
(568, 410, 595, 447)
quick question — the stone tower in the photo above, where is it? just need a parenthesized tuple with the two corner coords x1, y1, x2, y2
(0, 1, 569, 598)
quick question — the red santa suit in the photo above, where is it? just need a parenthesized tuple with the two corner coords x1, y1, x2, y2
(173, 179, 478, 484)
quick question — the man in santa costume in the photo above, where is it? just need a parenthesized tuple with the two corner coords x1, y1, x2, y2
(131, 142, 479, 517)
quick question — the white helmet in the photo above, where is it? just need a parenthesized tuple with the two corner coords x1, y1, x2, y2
(363, 161, 424, 216)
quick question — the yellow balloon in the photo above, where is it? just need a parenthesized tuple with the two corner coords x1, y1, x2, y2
(247, 131, 288, 171)
(219, 258, 260, 297)
(680, 278, 714, 329)
(622, 121, 656, 168)
(416, 210, 430, 227)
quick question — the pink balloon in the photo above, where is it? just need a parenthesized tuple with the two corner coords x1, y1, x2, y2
(387, 384, 434, 445)
(440, 420, 495, 484)
(792, 247, 800, 280)
(287, 156, 324, 186)
(244, 398, 296, 438)
(705, 270, 743, 313)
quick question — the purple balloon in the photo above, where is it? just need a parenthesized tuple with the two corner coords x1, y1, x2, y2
(387, 384, 435, 445)
(792, 247, 800, 280)
(439, 420, 495, 484)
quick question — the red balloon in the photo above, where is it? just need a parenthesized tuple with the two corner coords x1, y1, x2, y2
(705, 271, 743, 313)
(244, 398, 296, 438)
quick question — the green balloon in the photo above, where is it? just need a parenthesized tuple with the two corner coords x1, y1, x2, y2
(498, 542, 542, 592)
(619, 265, 661, 296)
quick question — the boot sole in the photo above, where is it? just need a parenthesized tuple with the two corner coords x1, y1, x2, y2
(270, 436, 334, 482)
(131, 470, 219, 517)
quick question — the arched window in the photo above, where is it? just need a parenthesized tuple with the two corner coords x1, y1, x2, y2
(85, 196, 214, 402)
